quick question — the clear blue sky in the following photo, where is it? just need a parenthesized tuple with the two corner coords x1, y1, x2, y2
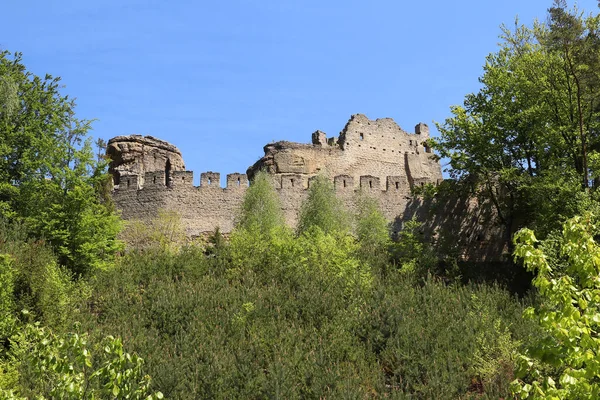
(1, 1, 597, 184)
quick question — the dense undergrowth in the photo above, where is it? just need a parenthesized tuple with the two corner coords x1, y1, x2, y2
(78, 245, 537, 399)
(1, 173, 543, 399)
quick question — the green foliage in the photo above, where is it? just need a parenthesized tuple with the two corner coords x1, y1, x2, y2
(236, 170, 284, 234)
(432, 1, 600, 238)
(512, 215, 600, 399)
(392, 218, 438, 278)
(0, 50, 121, 276)
(354, 192, 391, 271)
(296, 226, 373, 296)
(297, 174, 350, 235)
(0, 255, 16, 342)
(0, 239, 88, 331)
(2, 322, 162, 399)
(71, 235, 535, 399)
(0, 76, 18, 118)
(120, 209, 187, 252)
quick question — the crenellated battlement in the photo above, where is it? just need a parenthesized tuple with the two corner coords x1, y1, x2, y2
(109, 114, 443, 237)
(114, 171, 429, 195)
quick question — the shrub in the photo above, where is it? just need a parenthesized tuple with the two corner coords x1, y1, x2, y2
(235, 170, 284, 234)
(2, 322, 162, 399)
(120, 209, 187, 252)
(354, 192, 391, 273)
(512, 215, 600, 399)
(297, 174, 350, 235)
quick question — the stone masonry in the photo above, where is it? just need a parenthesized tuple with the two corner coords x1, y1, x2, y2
(108, 114, 443, 237)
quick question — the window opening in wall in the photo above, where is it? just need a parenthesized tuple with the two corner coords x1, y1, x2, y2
(359, 133, 364, 140)
(409, 140, 413, 146)
(153, 176, 156, 184)
(237, 177, 240, 186)
(165, 159, 171, 186)
(113, 171, 120, 186)
(182, 177, 185, 182)
(343, 180, 346, 188)
(208, 178, 211, 185)
(369, 180, 372, 189)
(291, 178, 295, 187)
(127, 179, 130, 188)
(395, 182, 399, 190)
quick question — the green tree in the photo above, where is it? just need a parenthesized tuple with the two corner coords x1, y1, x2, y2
(297, 174, 350, 235)
(512, 215, 600, 399)
(235, 170, 284, 234)
(354, 192, 391, 271)
(0, 51, 121, 275)
(432, 2, 600, 238)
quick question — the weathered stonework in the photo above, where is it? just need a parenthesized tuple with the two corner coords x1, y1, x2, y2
(107, 135, 186, 189)
(109, 114, 443, 237)
(248, 114, 442, 188)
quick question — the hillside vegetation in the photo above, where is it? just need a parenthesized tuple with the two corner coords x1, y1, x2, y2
(3, 1, 600, 399)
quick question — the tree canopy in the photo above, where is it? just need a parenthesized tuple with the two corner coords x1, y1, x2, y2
(432, 0, 600, 236)
(0, 51, 121, 275)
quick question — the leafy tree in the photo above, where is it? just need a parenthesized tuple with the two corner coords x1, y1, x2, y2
(0, 50, 121, 275)
(297, 174, 350, 235)
(432, 1, 600, 238)
(512, 215, 600, 399)
(354, 192, 391, 271)
(235, 170, 284, 234)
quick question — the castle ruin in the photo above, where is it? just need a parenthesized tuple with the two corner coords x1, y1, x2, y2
(108, 114, 443, 236)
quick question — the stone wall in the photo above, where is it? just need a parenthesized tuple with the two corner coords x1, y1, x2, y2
(109, 114, 442, 237)
(112, 170, 415, 236)
(247, 114, 442, 189)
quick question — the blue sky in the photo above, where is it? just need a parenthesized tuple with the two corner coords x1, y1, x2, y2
(1, 1, 598, 184)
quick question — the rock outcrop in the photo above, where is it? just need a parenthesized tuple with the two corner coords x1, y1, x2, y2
(107, 135, 185, 189)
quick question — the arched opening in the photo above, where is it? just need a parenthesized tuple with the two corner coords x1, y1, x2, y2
(165, 159, 172, 186)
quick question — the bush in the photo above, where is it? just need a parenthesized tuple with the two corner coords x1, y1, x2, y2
(297, 174, 350, 235)
(512, 215, 600, 399)
(120, 209, 187, 252)
(74, 241, 534, 399)
(2, 322, 162, 399)
(0, 255, 16, 342)
(235, 170, 284, 234)
(354, 192, 391, 273)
